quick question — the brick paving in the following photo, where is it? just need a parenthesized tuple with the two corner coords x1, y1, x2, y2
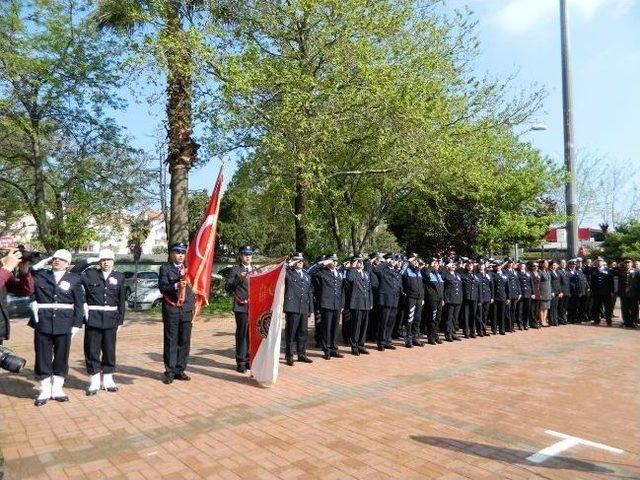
(0, 312, 638, 479)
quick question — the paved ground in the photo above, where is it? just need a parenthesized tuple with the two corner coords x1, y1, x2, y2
(0, 312, 638, 480)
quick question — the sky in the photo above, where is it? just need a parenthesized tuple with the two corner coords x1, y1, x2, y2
(111, 0, 640, 225)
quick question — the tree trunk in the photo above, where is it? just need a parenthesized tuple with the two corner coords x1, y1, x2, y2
(165, 10, 197, 245)
(294, 169, 307, 252)
(329, 209, 347, 253)
(350, 223, 358, 255)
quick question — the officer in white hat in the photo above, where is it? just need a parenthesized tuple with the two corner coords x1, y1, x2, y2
(72, 249, 126, 395)
(30, 249, 84, 406)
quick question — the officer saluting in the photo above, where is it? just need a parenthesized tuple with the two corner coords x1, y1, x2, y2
(159, 242, 195, 384)
(225, 246, 254, 373)
(344, 254, 373, 355)
(311, 254, 345, 360)
(283, 253, 314, 366)
(30, 250, 85, 406)
(72, 249, 126, 395)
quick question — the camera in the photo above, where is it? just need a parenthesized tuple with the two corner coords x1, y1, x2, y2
(0, 345, 27, 373)
(0, 245, 41, 263)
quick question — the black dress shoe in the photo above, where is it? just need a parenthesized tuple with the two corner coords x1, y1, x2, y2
(297, 355, 313, 363)
(359, 348, 370, 355)
(236, 365, 247, 373)
(452, 336, 462, 341)
(163, 375, 174, 384)
(377, 345, 385, 351)
(86, 389, 98, 396)
(351, 349, 360, 356)
(175, 373, 191, 381)
(427, 340, 437, 345)
(286, 357, 294, 366)
(469, 334, 476, 338)
(323, 352, 331, 360)
(104, 386, 119, 392)
(385, 344, 396, 350)
(413, 341, 425, 347)
(34, 398, 48, 407)
(330, 351, 344, 358)
(53, 395, 69, 402)
(445, 337, 453, 342)
(405, 342, 413, 348)
(435, 338, 443, 344)
(499, 331, 506, 335)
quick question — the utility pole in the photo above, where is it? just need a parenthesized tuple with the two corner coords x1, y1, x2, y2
(560, 0, 578, 258)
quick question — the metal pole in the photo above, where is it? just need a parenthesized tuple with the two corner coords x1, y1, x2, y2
(560, 0, 578, 259)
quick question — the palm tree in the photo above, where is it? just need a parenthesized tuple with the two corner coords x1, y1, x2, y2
(93, 0, 204, 244)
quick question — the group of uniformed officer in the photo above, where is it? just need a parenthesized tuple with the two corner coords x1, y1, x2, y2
(8, 240, 639, 405)
(224, 249, 639, 367)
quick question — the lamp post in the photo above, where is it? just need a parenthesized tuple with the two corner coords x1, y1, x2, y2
(560, 0, 578, 259)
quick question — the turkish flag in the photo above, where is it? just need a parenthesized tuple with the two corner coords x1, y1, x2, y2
(248, 263, 286, 386)
(185, 166, 224, 319)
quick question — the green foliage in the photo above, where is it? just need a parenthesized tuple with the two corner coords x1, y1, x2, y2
(601, 221, 640, 260)
(209, 0, 555, 255)
(0, 0, 154, 252)
(187, 189, 211, 239)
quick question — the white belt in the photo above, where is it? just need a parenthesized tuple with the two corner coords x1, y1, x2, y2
(35, 303, 74, 310)
(87, 305, 118, 312)
(30, 302, 74, 324)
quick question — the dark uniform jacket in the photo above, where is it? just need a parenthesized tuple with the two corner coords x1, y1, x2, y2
(538, 270, 552, 301)
(424, 269, 445, 309)
(492, 270, 509, 302)
(558, 269, 571, 297)
(590, 268, 614, 296)
(312, 267, 344, 311)
(224, 264, 253, 313)
(29, 269, 84, 335)
(283, 266, 314, 314)
(617, 268, 636, 297)
(0, 269, 34, 341)
(517, 270, 533, 298)
(477, 272, 493, 303)
(372, 263, 402, 308)
(76, 262, 126, 328)
(460, 271, 479, 302)
(443, 271, 463, 305)
(550, 270, 562, 296)
(159, 263, 195, 313)
(568, 269, 588, 297)
(402, 266, 424, 301)
(345, 268, 373, 311)
(505, 269, 521, 300)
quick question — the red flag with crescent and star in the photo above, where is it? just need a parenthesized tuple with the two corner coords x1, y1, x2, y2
(185, 166, 224, 319)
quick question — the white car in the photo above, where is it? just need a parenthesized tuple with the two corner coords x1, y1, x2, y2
(127, 284, 162, 310)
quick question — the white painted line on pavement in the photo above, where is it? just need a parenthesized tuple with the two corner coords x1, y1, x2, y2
(526, 430, 623, 464)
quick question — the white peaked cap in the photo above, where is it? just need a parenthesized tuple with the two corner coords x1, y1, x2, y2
(52, 249, 72, 264)
(99, 249, 115, 260)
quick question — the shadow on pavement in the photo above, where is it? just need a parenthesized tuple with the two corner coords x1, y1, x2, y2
(0, 374, 37, 399)
(410, 435, 615, 474)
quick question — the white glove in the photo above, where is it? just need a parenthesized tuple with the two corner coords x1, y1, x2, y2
(32, 256, 53, 271)
(71, 327, 80, 338)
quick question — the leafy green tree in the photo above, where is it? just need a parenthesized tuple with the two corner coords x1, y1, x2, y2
(0, 0, 152, 251)
(600, 221, 640, 260)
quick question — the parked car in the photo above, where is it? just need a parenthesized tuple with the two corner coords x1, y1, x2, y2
(127, 284, 162, 311)
(124, 271, 159, 297)
(6, 293, 33, 318)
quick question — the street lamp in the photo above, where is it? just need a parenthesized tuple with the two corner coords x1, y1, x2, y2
(560, 0, 578, 259)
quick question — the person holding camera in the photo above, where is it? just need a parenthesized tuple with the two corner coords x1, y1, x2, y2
(1, 249, 35, 345)
(30, 250, 85, 406)
(71, 249, 126, 395)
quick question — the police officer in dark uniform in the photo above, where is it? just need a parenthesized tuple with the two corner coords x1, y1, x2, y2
(617, 259, 636, 328)
(576, 258, 590, 322)
(401, 254, 424, 348)
(516, 261, 532, 329)
(283, 253, 314, 366)
(372, 253, 402, 350)
(308, 255, 326, 347)
(475, 260, 492, 336)
(225, 245, 254, 373)
(423, 258, 444, 344)
(504, 258, 521, 333)
(72, 249, 126, 395)
(365, 252, 382, 341)
(442, 259, 463, 341)
(557, 259, 571, 325)
(344, 254, 373, 355)
(590, 257, 614, 326)
(312, 254, 344, 359)
(30, 249, 85, 406)
(549, 260, 562, 327)
(460, 259, 479, 338)
(491, 261, 509, 335)
(159, 242, 195, 383)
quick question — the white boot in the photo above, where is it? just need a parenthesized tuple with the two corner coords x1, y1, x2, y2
(102, 373, 118, 392)
(34, 376, 51, 407)
(86, 373, 101, 396)
(51, 375, 69, 402)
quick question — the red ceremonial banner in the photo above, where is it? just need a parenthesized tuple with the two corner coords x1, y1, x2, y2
(248, 264, 284, 366)
(185, 166, 224, 319)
